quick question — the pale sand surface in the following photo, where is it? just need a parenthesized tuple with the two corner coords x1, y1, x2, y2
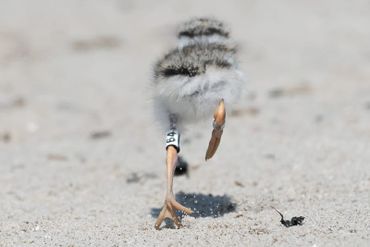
(0, 0, 369, 246)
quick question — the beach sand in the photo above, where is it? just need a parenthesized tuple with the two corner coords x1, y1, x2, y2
(0, 0, 369, 246)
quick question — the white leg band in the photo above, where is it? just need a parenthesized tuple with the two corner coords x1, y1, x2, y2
(166, 128, 180, 152)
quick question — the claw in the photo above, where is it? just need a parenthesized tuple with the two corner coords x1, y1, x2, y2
(205, 99, 226, 160)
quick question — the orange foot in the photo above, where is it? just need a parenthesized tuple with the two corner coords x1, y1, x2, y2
(155, 195, 193, 230)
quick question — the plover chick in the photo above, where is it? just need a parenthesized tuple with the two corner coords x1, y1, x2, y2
(152, 17, 245, 229)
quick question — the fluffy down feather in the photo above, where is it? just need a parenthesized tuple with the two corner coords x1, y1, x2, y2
(152, 17, 245, 131)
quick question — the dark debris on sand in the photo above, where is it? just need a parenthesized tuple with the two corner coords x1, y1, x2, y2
(272, 207, 305, 227)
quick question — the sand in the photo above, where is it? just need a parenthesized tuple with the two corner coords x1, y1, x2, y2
(0, 0, 369, 246)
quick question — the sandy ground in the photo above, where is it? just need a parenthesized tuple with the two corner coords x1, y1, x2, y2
(1, 0, 370, 246)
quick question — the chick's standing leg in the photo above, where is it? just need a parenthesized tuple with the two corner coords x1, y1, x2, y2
(155, 127, 193, 230)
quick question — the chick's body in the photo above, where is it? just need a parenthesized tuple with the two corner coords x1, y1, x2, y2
(153, 18, 244, 130)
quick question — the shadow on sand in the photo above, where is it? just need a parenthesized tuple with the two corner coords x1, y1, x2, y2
(151, 191, 236, 220)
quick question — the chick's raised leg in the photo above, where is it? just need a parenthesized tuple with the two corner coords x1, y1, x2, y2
(205, 99, 226, 160)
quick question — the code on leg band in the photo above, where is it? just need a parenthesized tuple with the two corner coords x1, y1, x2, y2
(166, 129, 180, 152)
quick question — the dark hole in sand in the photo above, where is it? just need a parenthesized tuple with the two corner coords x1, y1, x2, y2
(71, 36, 122, 52)
(89, 130, 112, 140)
(126, 172, 157, 184)
(151, 192, 236, 219)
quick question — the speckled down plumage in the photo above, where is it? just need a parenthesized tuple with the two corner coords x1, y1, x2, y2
(152, 17, 245, 131)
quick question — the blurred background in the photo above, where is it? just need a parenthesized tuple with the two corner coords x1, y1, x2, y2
(0, 0, 369, 246)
